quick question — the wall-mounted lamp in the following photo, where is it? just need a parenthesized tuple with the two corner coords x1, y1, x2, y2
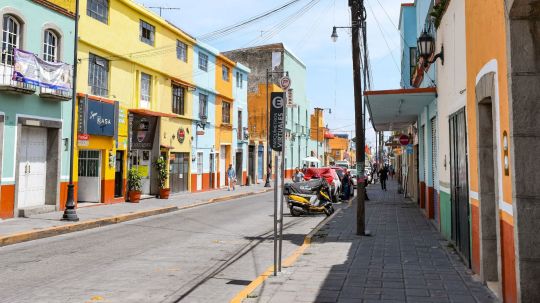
(417, 29, 444, 67)
(63, 138, 69, 151)
(196, 115, 208, 130)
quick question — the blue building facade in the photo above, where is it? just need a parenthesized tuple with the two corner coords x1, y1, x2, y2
(0, 0, 74, 218)
(232, 63, 250, 184)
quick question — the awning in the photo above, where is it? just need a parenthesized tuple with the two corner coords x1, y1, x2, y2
(129, 108, 178, 118)
(324, 132, 335, 139)
(170, 77, 197, 90)
(364, 87, 437, 131)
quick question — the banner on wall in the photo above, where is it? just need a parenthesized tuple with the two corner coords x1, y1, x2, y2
(12, 48, 73, 90)
(131, 114, 158, 150)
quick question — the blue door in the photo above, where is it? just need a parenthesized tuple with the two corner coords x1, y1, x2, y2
(257, 145, 264, 180)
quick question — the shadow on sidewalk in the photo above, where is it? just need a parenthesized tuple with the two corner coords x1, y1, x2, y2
(303, 180, 498, 303)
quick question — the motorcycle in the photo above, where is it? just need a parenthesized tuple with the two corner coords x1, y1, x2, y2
(284, 178, 335, 217)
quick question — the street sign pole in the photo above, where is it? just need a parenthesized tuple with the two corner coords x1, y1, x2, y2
(269, 92, 285, 276)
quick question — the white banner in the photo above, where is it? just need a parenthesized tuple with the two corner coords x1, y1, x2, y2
(13, 48, 73, 91)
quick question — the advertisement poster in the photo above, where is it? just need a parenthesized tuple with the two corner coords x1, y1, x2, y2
(12, 48, 72, 90)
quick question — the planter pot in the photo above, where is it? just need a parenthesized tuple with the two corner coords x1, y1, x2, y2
(129, 190, 142, 203)
(159, 188, 171, 199)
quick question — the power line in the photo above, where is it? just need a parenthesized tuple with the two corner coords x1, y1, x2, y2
(365, 0, 400, 74)
(198, 0, 303, 41)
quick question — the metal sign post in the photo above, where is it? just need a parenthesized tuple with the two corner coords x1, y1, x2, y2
(269, 92, 285, 276)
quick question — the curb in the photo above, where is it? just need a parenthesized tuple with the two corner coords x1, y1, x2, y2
(230, 207, 343, 303)
(0, 189, 273, 248)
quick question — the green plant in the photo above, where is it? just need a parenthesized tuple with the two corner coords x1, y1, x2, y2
(154, 156, 168, 189)
(430, 0, 450, 29)
(128, 168, 143, 192)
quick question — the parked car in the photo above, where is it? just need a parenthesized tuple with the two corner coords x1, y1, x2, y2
(348, 168, 358, 188)
(304, 167, 341, 202)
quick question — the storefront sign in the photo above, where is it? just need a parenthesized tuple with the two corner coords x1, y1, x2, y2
(87, 99, 115, 136)
(399, 134, 410, 145)
(177, 128, 185, 143)
(78, 134, 90, 140)
(131, 115, 157, 150)
(13, 48, 72, 90)
(78, 97, 118, 137)
(269, 92, 285, 152)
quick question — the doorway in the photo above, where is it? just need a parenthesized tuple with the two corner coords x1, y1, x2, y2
(248, 145, 255, 183)
(169, 152, 189, 193)
(209, 153, 215, 189)
(17, 127, 48, 208)
(130, 150, 152, 195)
(449, 109, 470, 266)
(78, 150, 101, 203)
(257, 145, 264, 180)
(219, 146, 226, 188)
(236, 151, 243, 185)
(114, 151, 124, 198)
(196, 152, 203, 191)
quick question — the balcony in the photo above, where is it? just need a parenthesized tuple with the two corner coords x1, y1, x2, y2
(39, 87, 72, 101)
(0, 64, 36, 94)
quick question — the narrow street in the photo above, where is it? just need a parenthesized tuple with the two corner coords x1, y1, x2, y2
(0, 192, 325, 303)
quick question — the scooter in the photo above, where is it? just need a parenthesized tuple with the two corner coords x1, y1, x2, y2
(284, 179, 335, 217)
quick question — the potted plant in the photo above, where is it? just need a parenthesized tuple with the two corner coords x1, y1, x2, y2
(128, 168, 143, 203)
(154, 156, 170, 199)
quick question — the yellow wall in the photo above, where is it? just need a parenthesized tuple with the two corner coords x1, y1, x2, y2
(310, 109, 325, 143)
(47, 0, 75, 12)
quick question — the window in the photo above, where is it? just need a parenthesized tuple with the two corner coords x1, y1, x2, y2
(88, 53, 109, 97)
(222, 101, 231, 124)
(176, 40, 187, 62)
(140, 72, 152, 108)
(236, 72, 243, 88)
(237, 110, 243, 140)
(222, 65, 229, 81)
(199, 93, 208, 119)
(43, 30, 58, 62)
(140, 20, 155, 45)
(1, 15, 20, 65)
(87, 0, 108, 24)
(172, 84, 185, 115)
(410, 47, 417, 85)
(198, 52, 208, 71)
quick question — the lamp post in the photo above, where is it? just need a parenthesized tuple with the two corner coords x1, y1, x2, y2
(62, 0, 80, 221)
(331, 0, 368, 236)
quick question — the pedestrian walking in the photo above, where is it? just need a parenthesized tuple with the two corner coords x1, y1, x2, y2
(266, 164, 272, 183)
(342, 171, 351, 201)
(293, 167, 304, 183)
(379, 165, 388, 191)
(227, 164, 236, 191)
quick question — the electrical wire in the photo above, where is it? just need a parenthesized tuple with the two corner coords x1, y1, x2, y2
(365, 0, 400, 74)
(197, 0, 303, 42)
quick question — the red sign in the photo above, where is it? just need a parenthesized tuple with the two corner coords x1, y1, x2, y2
(280, 76, 291, 90)
(196, 130, 205, 136)
(399, 134, 410, 145)
(78, 134, 90, 140)
(177, 128, 185, 143)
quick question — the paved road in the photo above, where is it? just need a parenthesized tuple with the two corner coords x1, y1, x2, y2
(0, 192, 325, 303)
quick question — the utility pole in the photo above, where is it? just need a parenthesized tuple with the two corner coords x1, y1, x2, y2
(349, 0, 368, 236)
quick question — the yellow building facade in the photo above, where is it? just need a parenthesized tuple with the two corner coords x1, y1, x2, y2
(74, 0, 196, 203)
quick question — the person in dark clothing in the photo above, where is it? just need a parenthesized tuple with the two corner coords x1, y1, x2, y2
(342, 171, 351, 201)
(379, 166, 388, 191)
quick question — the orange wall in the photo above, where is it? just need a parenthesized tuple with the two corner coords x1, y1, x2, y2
(247, 83, 282, 142)
(215, 56, 234, 99)
(310, 110, 325, 143)
(465, 1, 515, 301)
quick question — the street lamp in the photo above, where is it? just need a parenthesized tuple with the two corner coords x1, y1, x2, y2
(331, 27, 339, 42)
(417, 29, 444, 66)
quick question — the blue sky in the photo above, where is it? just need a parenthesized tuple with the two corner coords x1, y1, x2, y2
(136, 0, 406, 146)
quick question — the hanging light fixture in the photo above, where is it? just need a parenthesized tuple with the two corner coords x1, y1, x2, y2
(331, 26, 339, 43)
(417, 29, 444, 67)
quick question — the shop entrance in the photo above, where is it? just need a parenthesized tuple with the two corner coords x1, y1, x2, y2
(78, 150, 101, 203)
(130, 150, 152, 195)
(169, 152, 189, 193)
(449, 109, 470, 266)
(219, 146, 226, 188)
(17, 126, 48, 208)
(114, 151, 124, 198)
(235, 151, 243, 185)
(209, 153, 215, 189)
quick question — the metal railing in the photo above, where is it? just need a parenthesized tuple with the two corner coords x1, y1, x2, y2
(0, 57, 37, 93)
(39, 86, 72, 100)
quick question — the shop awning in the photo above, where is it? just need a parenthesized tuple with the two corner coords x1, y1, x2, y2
(170, 77, 197, 90)
(129, 108, 178, 118)
(324, 132, 335, 139)
(364, 87, 437, 131)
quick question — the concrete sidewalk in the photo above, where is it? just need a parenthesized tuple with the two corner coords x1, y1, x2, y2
(0, 183, 271, 247)
(242, 180, 498, 303)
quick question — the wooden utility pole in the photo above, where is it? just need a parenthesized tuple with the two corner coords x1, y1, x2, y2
(350, 0, 367, 235)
